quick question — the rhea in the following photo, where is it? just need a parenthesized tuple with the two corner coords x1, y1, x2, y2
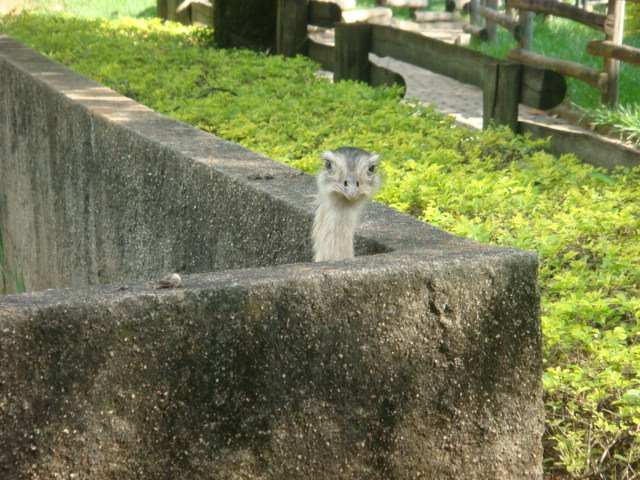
(312, 147, 381, 262)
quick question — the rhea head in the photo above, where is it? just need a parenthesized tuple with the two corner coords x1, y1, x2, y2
(317, 147, 381, 203)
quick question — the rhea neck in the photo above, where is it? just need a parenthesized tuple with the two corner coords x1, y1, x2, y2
(312, 191, 367, 262)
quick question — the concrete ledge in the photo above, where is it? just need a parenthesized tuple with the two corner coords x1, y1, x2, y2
(1, 253, 542, 479)
(0, 34, 543, 478)
(520, 117, 640, 171)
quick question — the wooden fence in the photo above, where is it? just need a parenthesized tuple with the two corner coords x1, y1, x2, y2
(157, 0, 567, 131)
(466, 0, 640, 106)
(277, 0, 565, 130)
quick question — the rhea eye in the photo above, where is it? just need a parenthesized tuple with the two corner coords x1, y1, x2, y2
(368, 164, 376, 173)
(325, 160, 333, 171)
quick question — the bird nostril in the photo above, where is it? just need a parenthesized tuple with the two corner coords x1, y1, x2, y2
(344, 181, 348, 187)
(356, 181, 359, 187)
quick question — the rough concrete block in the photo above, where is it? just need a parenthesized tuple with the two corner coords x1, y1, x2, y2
(0, 34, 542, 478)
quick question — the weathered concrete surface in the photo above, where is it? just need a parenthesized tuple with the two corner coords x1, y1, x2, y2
(1, 254, 541, 479)
(0, 35, 543, 478)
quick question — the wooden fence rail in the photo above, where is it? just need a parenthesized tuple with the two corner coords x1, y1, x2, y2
(367, 24, 565, 109)
(587, 40, 640, 66)
(508, 48, 608, 91)
(311, 18, 565, 127)
(478, 5, 521, 39)
(277, 0, 566, 129)
(466, 0, 637, 106)
(511, 0, 610, 32)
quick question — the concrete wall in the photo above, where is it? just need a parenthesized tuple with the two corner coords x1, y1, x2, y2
(0, 34, 543, 479)
(0, 34, 378, 292)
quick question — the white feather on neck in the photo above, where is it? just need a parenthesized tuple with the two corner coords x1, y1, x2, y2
(312, 192, 367, 262)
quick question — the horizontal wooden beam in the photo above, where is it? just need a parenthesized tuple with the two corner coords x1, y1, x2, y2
(176, 0, 211, 13)
(462, 23, 489, 41)
(478, 6, 520, 39)
(370, 63, 406, 91)
(369, 24, 565, 109)
(371, 24, 492, 87)
(587, 40, 640, 66)
(380, 0, 428, 8)
(508, 48, 607, 92)
(511, 0, 609, 32)
(308, 0, 342, 28)
(445, 0, 466, 11)
(307, 38, 405, 93)
(520, 65, 565, 110)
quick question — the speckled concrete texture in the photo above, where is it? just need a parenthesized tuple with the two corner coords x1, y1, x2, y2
(0, 34, 543, 479)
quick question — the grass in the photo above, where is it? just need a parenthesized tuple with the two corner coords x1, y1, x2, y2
(2, 8, 640, 479)
(21, 0, 155, 18)
(575, 103, 640, 148)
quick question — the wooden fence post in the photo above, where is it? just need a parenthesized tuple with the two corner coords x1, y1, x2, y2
(519, 10, 533, 50)
(483, 61, 522, 131)
(486, 0, 498, 42)
(334, 23, 372, 83)
(213, 0, 278, 49)
(603, 0, 625, 106)
(470, 0, 481, 25)
(212, 0, 226, 46)
(277, 0, 310, 57)
(157, 0, 167, 19)
(165, 0, 178, 20)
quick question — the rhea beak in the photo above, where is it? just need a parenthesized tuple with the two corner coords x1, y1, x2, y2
(343, 171, 361, 201)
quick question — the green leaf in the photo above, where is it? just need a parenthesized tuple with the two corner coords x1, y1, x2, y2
(623, 389, 640, 406)
(589, 171, 619, 185)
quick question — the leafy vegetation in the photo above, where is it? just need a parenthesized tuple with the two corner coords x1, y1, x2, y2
(627, 2, 640, 37)
(575, 103, 640, 148)
(21, 0, 155, 18)
(1, 12, 639, 478)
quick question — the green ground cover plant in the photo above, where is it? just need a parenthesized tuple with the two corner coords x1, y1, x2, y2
(626, 2, 640, 37)
(21, 0, 155, 18)
(1, 13, 639, 478)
